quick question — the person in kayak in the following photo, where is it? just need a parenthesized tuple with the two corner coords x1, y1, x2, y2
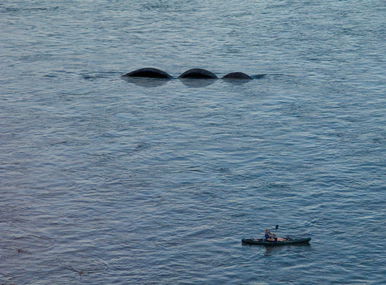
(264, 229, 277, 241)
(264, 229, 288, 242)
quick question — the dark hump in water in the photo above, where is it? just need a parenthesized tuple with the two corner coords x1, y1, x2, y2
(178, 68, 218, 79)
(222, 72, 252, 80)
(122, 68, 172, 79)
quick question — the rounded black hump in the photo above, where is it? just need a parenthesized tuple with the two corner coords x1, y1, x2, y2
(123, 68, 172, 79)
(178, 68, 218, 79)
(222, 72, 252, 80)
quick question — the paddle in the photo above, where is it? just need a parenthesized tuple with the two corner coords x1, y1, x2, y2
(271, 225, 291, 241)
(271, 225, 279, 233)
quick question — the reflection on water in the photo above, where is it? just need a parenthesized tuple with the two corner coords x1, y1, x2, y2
(121, 76, 170, 88)
(263, 244, 312, 256)
(121, 76, 218, 88)
(222, 78, 251, 85)
(179, 78, 217, 88)
(122, 77, 258, 88)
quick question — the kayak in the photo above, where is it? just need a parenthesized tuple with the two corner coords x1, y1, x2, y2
(241, 237, 311, 246)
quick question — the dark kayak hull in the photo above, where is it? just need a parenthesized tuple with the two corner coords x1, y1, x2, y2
(242, 237, 311, 246)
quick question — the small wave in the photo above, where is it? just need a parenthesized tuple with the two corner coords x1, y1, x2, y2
(251, 74, 267, 79)
(0, 232, 55, 264)
(140, 0, 195, 12)
(1, 6, 60, 13)
(81, 72, 121, 81)
(57, 254, 109, 276)
(10, 233, 56, 251)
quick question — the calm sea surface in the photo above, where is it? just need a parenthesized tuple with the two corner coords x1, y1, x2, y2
(1, 0, 386, 284)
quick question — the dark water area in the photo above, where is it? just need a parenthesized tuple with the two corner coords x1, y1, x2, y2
(1, 0, 386, 284)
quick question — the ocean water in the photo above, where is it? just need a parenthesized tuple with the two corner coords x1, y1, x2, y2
(1, 0, 386, 284)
